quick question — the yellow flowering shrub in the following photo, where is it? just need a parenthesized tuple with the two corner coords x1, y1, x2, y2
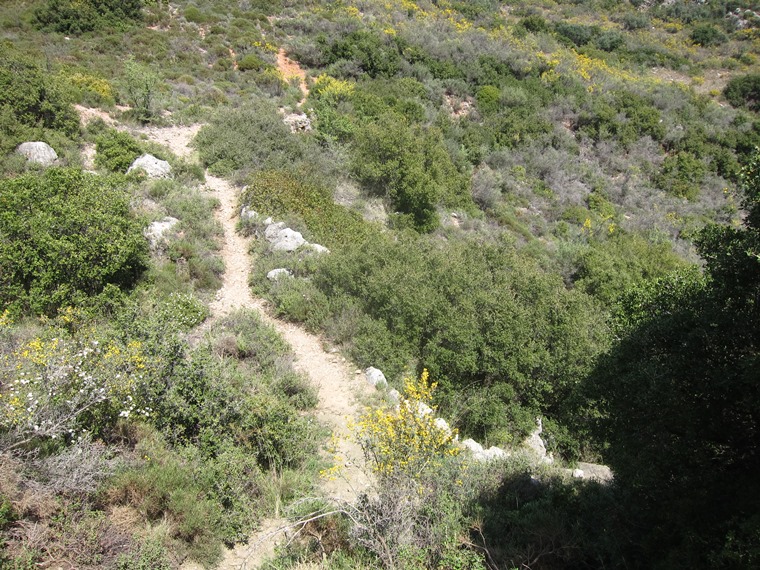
(355, 369, 459, 480)
(310, 74, 356, 103)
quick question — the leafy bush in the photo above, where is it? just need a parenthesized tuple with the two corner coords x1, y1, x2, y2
(241, 170, 372, 249)
(724, 73, 760, 112)
(34, 0, 143, 34)
(572, 233, 690, 304)
(656, 151, 706, 201)
(521, 15, 550, 33)
(554, 22, 599, 47)
(690, 23, 727, 46)
(302, 235, 608, 449)
(195, 101, 332, 181)
(0, 43, 79, 153)
(351, 117, 471, 231)
(0, 169, 148, 316)
(237, 53, 267, 72)
(123, 57, 161, 124)
(95, 129, 142, 172)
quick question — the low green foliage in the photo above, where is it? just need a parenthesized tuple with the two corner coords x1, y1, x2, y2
(656, 151, 706, 201)
(690, 23, 727, 47)
(95, 129, 142, 172)
(572, 233, 690, 304)
(123, 57, 161, 124)
(34, 0, 143, 34)
(241, 170, 373, 249)
(195, 101, 335, 183)
(724, 73, 760, 112)
(262, 235, 610, 450)
(0, 42, 79, 155)
(0, 169, 148, 316)
(351, 117, 471, 231)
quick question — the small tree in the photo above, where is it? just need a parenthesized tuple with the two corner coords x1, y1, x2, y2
(123, 57, 160, 123)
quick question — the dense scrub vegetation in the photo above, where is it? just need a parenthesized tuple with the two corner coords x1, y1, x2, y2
(2, 0, 760, 567)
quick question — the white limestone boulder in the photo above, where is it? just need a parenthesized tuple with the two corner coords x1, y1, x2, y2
(16, 142, 58, 166)
(127, 154, 172, 178)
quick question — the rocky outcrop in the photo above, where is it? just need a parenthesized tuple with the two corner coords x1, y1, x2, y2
(16, 142, 58, 166)
(244, 209, 330, 254)
(267, 268, 293, 281)
(127, 154, 172, 178)
(524, 418, 553, 464)
(264, 222, 306, 252)
(364, 367, 387, 388)
(144, 216, 179, 250)
(283, 112, 311, 133)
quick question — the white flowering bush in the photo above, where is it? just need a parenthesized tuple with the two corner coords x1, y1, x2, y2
(0, 332, 153, 449)
(157, 293, 209, 330)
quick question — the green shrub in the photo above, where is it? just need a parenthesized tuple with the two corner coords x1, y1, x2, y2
(594, 29, 624, 52)
(619, 11, 650, 30)
(95, 129, 142, 172)
(34, 0, 143, 34)
(351, 117, 471, 232)
(0, 169, 148, 316)
(0, 43, 79, 153)
(123, 57, 161, 124)
(195, 101, 332, 181)
(656, 151, 706, 201)
(724, 73, 760, 112)
(303, 235, 608, 449)
(572, 233, 690, 305)
(554, 22, 599, 47)
(690, 23, 727, 47)
(475, 85, 500, 114)
(237, 53, 266, 72)
(115, 538, 172, 570)
(183, 5, 206, 24)
(241, 170, 373, 249)
(521, 14, 549, 33)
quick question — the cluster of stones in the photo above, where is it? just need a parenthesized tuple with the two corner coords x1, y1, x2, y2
(240, 208, 330, 281)
(361, 366, 613, 482)
(282, 112, 312, 133)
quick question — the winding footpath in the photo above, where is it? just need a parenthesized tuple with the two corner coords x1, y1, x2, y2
(137, 125, 372, 569)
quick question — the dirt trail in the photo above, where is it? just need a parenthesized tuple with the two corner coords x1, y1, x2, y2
(276, 48, 309, 104)
(134, 124, 371, 569)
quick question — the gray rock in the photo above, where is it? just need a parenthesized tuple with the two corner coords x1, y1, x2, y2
(240, 206, 260, 222)
(264, 221, 286, 239)
(415, 401, 433, 416)
(283, 113, 312, 133)
(387, 389, 401, 403)
(524, 417, 548, 459)
(272, 228, 306, 251)
(307, 243, 330, 254)
(577, 462, 614, 483)
(572, 469, 585, 478)
(461, 439, 483, 455)
(16, 142, 58, 166)
(364, 367, 387, 388)
(482, 446, 508, 461)
(127, 154, 172, 178)
(144, 216, 180, 250)
(267, 268, 292, 281)
(263, 222, 306, 251)
(434, 417, 451, 434)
